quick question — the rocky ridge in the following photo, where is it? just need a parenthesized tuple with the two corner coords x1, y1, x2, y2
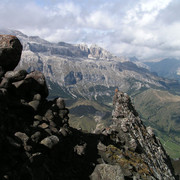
(0, 35, 178, 179)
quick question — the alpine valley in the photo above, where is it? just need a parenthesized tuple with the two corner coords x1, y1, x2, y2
(1, 29, 180, 159)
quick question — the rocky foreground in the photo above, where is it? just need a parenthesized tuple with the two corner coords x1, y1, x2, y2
(0, 35, 178, 180)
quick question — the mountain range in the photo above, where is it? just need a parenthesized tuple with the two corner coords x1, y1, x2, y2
(144, 58, 180, 81)
(1, 29, 180, 158)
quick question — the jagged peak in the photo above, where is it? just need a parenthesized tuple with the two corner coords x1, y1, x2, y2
(88, 44, 113, 60)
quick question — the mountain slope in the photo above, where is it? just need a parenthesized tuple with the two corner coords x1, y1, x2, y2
(68, 99, 112, 132)
(133, 89, 180, 158)
(1, 29, 180, 158)
(145, 58, 180, 81)
(134, 89, 180, 132)
(1, 29, 178, 95)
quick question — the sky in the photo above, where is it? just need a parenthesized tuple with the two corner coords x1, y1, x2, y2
(1, 0, 180, 60)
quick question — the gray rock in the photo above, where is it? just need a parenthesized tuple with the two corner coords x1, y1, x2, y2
(59, 127, 69, 136)
(12, 79, 24, 88)
(56, 98, 65, 109)
(33, 93, 41, 101)
(128, 138, 137, 151)
(28, 100, 40, 111)
(40, 135, 59, 149)
(90, 164, 124, 180)
(14, 132, 29, 144)
(44, 109, 54, 121)
(0, 35, 22, 72)
(3, 175, 9, 180)
(25, 71, 48, 98)
(59, 109, 69, 119)
(4, 70, 27, 82)
(146, 126, 154, 137)
(49, 126, 58, 133)
(97, 142, 107, 152)
(34, 115, 42, 121)
(38, 123, 49, 129)
(0, 88, 7, 97)
(89, 44, 113, 60)
(74, 143, 87, 155)
(31, 131, 41, 143)
(33, 121, 40, 127)
(24, 145, 32, 151)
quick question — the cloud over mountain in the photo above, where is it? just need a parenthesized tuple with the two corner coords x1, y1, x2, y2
(1, 0, 180, 60)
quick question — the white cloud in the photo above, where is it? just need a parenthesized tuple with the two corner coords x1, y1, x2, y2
(45, 29, 85, 43)
(140, 0, 171, 12)
(87, 11, 115, 29)
(53, 2, 81, 17)
(124, 0, 172, 26)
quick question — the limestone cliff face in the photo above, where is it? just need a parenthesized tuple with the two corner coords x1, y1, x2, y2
(0, 35, 178, 180)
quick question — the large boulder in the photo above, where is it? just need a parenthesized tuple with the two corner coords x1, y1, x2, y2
(0, 35, 22, 73)
(25, 71, 49, 98)
(13, 70, 49, 99)
(90, 164, 124, 180)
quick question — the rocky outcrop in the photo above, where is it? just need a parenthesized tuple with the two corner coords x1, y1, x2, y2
(88, 44, 113, 60)
(0, 36, 71, 179)
(0, 35, 178, 180)
(0, 35, 22, 74)
(92, 91, 177, 179)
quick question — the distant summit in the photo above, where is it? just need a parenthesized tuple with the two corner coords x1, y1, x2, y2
(129, 56, 138, 62)
(88, 44, 113, 60)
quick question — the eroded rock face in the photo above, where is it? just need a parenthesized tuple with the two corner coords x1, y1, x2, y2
(0, 35, 178, 180)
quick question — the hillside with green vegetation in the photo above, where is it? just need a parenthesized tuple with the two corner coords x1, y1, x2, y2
(67, 99, 112, 132)
(133, 89, 180, 158)
(145, 58, 180, 81)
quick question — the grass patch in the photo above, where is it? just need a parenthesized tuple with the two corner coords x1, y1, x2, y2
(155, 130, 180, 159)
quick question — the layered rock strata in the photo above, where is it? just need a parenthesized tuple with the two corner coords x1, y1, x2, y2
(0, 35, 177, 180)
